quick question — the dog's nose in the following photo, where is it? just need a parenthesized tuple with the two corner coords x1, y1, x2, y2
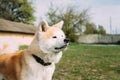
(64, 38, 69, 43)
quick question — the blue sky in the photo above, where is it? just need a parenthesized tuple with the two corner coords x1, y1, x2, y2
(32, 0, 120, 34)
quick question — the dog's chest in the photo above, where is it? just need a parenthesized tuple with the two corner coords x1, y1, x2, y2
(21, 57, 55, 80)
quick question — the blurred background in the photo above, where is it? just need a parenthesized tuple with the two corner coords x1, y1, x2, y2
(0, 0, 120, 80)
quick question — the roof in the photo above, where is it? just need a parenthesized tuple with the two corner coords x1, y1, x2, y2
(0, 19, 36, 34)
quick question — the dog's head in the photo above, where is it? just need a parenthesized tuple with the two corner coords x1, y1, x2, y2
(37, 20, 69, 54)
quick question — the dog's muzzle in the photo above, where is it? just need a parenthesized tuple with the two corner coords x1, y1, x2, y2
(64, 38, 69, 44)
(55, 45, 67, 50)
(55, 38, 69, 50)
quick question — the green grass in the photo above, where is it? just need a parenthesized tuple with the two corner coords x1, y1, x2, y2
(19, 43, 120, 80)
(53, 43, 120, 80)
(19, 45, 28, 50)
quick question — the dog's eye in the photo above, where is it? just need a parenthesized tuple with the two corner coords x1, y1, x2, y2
(53, 36, 57, 38)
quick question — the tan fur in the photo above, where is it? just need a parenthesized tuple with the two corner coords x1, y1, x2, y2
(0, 50, 24, 80)
(45, 27, 59, 39)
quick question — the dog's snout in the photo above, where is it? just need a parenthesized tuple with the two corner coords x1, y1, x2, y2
(64, 38, 69, 43)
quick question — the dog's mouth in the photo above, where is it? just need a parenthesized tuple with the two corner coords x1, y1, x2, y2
(55, 45, 67, 50)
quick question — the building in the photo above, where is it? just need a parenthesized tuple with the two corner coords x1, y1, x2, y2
(0, 19, 36, 53)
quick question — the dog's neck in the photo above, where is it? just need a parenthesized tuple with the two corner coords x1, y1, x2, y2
(28, 34, 40, 54)
(32, 54, 51, 66)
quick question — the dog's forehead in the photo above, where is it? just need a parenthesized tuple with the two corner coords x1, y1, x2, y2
(44, 27, 63, 39)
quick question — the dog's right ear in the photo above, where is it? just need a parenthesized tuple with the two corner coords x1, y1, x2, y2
(38, 20, 49, 32)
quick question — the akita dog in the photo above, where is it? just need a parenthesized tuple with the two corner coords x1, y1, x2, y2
(0, 20, 69, 80)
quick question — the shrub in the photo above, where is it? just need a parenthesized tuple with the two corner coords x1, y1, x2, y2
(19, 45, 28, 50)
(117, 40, 120, 45)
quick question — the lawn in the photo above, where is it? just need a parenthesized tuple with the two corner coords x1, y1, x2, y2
(19, 43, 120, 80)
(53, 43, 120, 80)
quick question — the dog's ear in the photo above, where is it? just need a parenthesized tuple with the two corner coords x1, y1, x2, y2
(38, 20, 49, 32)
(54, 20, 64, 29)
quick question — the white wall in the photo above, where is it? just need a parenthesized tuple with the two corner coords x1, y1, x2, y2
(0, 32, 34, 54)
(78, 34, 120, 44)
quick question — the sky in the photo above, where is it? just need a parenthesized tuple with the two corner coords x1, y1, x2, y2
(32, 0, 120, 34)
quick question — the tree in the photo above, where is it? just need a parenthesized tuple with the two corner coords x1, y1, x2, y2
(97, 25, 106, 35)
(46, 5, 90, 42)
(84, 22, 98, 34)
(0, 0, 35, 24)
